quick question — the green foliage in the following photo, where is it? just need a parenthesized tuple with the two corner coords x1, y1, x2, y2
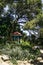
(0, 0, 42, 65)
(39, 28, 43, 38)
(0, 42, 40, 61)
(37, 14, 43, 27)
(24, 18, 38, 29)
(20, 39, 30, 46)
(24, 13, 43, 30)
(10, 58, 18, 65)
(0, 0, 42, 41)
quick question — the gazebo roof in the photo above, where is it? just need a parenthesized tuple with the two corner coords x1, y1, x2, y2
(13, 32, 22, 36)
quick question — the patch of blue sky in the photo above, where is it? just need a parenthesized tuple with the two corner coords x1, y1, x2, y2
(29, 30, 34, 35)
(22, 30, 30, 36)
(4, 5, 9, 13)
(19, 23, 24, 26)
(13, 14, 18, 18)
(18, 18, 28, 23)
(41, 0, 43, 3)
(1, 14, 4, 17)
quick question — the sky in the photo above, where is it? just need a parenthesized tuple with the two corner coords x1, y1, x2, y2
(4, 5, 9, 12)
(41, 0, 43, 3)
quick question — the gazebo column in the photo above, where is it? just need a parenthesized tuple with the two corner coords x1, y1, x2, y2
(14, 36, 15, 41)
(18, 37, 20, 44)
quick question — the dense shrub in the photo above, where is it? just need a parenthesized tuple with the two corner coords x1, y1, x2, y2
(0, 42, 40, 64)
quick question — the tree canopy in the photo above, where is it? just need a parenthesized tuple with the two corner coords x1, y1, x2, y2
(0, 0, 43, 40)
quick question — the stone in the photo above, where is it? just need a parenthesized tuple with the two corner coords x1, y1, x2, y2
(1, 54, 9, 61)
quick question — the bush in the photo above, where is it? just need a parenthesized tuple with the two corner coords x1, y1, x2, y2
(20, 39, 30, 46)
(10, 58, 18, 65)
(0, 41, 40, 64)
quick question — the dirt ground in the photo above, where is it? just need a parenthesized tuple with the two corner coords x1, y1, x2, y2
(0, 55, 13, 65)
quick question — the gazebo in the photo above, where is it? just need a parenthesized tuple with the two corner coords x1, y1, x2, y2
(12, 32, 22, 44)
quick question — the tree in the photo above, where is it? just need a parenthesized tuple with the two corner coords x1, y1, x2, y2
(0, 0, 42, 42)
(24, 10, 43, 44)
(24, 13, 43, 29)
(0, 1, 20, 41)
